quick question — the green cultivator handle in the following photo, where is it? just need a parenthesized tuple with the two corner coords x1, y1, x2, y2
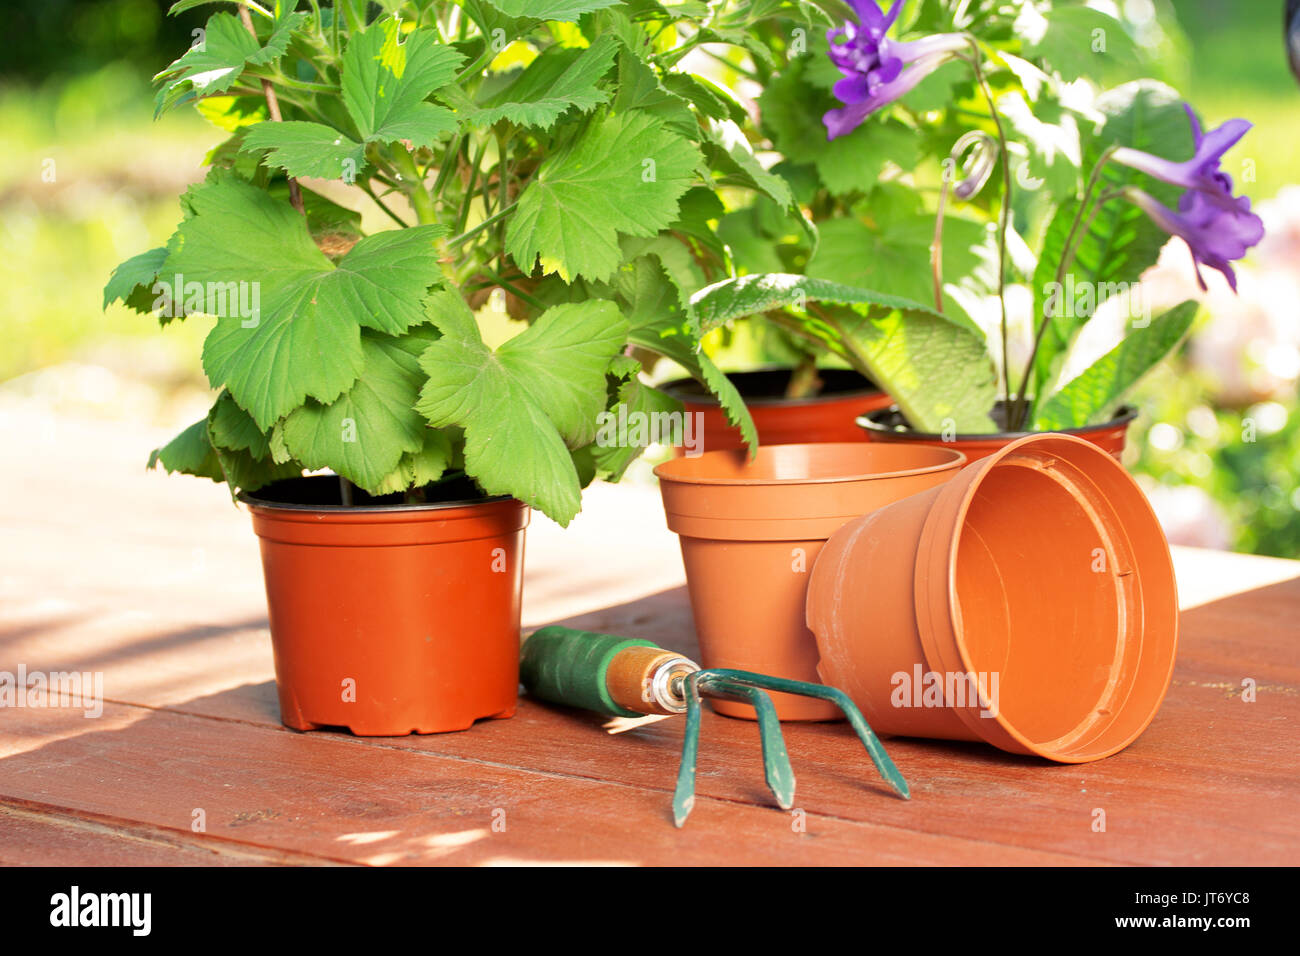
(520, 626, 910, 827)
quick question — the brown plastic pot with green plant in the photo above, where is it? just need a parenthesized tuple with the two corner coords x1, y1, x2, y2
(662, 367, 892, 452)
(103, 0, 800, 735)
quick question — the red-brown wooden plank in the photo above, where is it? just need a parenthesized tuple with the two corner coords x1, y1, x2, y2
(0, 703, 1096, 866)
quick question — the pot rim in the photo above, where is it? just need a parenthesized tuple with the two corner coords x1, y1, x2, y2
(856, 404, 1139, 442)
(660, 367, 885, 408)
(654, 442, 965, 487)
(239, 476, 515, 515)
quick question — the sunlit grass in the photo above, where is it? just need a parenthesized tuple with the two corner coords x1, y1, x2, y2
(0, 63, 219, 387)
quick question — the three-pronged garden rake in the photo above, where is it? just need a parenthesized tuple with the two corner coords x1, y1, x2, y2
(520, 626, 910, 827)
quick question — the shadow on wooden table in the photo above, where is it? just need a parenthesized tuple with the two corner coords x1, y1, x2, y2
(1, 577, 1296, 865)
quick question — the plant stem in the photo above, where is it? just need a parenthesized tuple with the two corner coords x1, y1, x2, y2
(483, 264, 544, 310)
(228, 85, 328, 123)
(456, 138, 488, 232)
(786, 354, 823, 400)
(360, 180, 411, 228)
(699, 47, 761, 81)
(447, 202, 518, 248)
(776, 306, 857, 369)
(1010, 147, 1121, 429)
(238, 5, 304, 215)
(966, 42, 1012, 414)
(261, 71, 337, 94)
(457, 41, 498, 84)
(431, 134, 463, 201)
(338, 476, 354, 507)
(930, 175, 951, 312)
(391, 146, 437, 225)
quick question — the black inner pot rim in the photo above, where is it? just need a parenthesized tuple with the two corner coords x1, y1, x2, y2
(859, 405, 1139, 441)
(661, 367, 884, 407)
(239, 474, 511, 513)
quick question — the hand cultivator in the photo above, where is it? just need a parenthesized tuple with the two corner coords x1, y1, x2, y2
(520, 626, 909, 827)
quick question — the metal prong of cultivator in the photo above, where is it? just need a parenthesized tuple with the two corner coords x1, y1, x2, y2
(702, 672, 797, 811)
(670, 670, 798, 828)
(699, 669, 910, 800)
(671, 672, 704, 828)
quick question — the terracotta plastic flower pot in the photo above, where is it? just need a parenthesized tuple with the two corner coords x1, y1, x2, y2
(243, 476, 528, 736)
(663, 368, 892, 454)
(858, 404, 1139, 463)
(655, 443, 966, 721)
(807, 434, 1178, 762)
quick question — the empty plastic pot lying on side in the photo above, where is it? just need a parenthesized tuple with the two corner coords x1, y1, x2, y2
(655, 443, 966, 721)
(807, 434, 1179, 761)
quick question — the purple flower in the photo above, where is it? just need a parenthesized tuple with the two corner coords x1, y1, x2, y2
(1125, 188, 1263, 292)
(1113, 106, 1264, 291)
(823, 0, 966, 140)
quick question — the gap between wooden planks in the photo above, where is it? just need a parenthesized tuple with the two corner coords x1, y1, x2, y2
(0, 700, 1103, 866)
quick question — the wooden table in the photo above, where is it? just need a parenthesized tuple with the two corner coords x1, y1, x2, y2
(1, 407, 1297, 866)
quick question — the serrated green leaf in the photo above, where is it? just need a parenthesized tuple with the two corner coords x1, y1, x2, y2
(1029, 81, 1192, 403)
(243, 21, 464, 177)
(813, 117, 919, 196)
(611, 50, 696, 136)
(154, 11, 303, 116)
(696, 352, 760, 450)
(669, 187, 728, 262)
(807, 214, 988, 321)
(593, 359, 682, 481)
(281, 327, 439, 492)
(268, 422, 292, 464)
(341, 18, 464, 148)
(415, 292, 628, 525)
(485, 0, 625, 20)
(210, 389, 271, 458)
(149, 405, 298, 494)
(662, 73, 746, 124)
(702, 119, 793, 209)
(196, 94, 267, 132)
(757, 58, 829, 165)
(167, 0, 240, 14)
(201, 283, 366, 432)
(759, 57, 918, 197)
(211, 441, 301, 493)
(691, 274, 999, 433)
(471, 35, 618, 129)
(718, 207, 787, 274)
(507, 111, 702, 282)
(615, 253, 759, 452)
(1021, 5, 1142, 84)
(166, 176, 446, 428)
(1034, 301, 1197, 429)
(319, 227, 450, 335)
(372, 427, 455, 496)
(241, 120, 368, 181)
(148, 419, 224, 481)
(618, 255, 696, 362)
(104, 246, 168, 312)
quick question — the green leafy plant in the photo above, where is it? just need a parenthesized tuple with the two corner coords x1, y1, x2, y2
(704, 0, 1261, 434)
(104, 0, 807, 523)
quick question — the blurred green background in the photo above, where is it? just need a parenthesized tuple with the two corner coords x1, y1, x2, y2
(0, 0, 1296, 556)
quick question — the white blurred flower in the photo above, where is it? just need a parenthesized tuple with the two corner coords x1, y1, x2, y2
(1138, 479, 1233, 550)
(947, 284, 1034, 390)
(1135, 187, 1300, 405)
